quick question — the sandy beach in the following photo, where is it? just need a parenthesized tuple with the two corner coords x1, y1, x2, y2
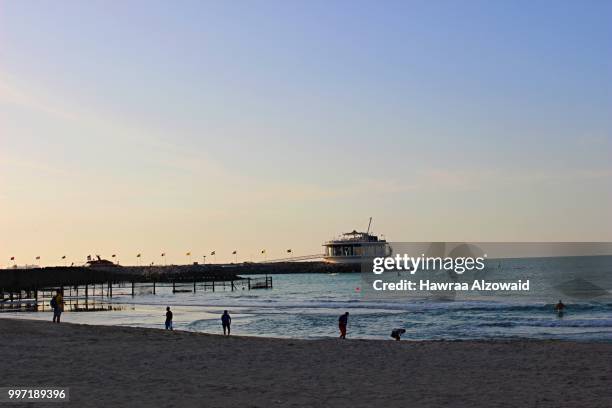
(0, 319, 610, 407)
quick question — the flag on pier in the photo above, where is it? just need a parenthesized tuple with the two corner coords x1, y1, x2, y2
(61, 255, 66, 259)
(112, 254, 116, 258)
(211, 251, 215, 256)
(36, 256, 40, 260)
(161, 253, 166, 257)
(232, 250, 237, 254)
(186, 252, 191, 256)
(287, 249, 292, 253)
(261, 249, 266, 254)
(137, 254, 141, 258)
(10, 256, 14, 261)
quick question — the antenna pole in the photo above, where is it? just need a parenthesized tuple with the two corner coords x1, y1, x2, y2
(366, 217, 372, 235)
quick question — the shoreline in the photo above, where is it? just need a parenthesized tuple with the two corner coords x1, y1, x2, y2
(2, 318, 611, 407)
(2, 305, 611, 342)
(1, 315, 608, 343)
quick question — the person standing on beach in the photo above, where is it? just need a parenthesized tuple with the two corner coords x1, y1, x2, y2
(51, 289, 64, 323)
(339, 312, 349, 339)
(221, 310, 231, 336)
(165, 307, 173, 330)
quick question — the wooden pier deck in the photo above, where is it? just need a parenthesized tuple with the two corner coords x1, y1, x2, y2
(0, 263, 282, 312)
(0, 276, 273, 312)
(0, 261, 354, 311)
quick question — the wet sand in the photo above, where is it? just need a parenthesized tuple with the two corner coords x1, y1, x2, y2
(1, 318, 611, 407)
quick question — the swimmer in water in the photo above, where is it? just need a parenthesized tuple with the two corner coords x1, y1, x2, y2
(554, 299, 565, 317)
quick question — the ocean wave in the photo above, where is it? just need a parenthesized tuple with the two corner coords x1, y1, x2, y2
(105, 296, 612, 314)
(529, 319, 612, 328)
(478, 319, 612, 328)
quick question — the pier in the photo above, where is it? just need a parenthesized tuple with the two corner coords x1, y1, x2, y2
(0, 263, 277, 312)
(1, 276, 273, 313)
(0, 261, 354, 312)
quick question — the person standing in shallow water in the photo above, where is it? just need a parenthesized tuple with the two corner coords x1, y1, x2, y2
(554, 299, 565, 317)
(339, 312, 349, 339)
(221, 310, 232, 336)
(165, 307, 173, 330)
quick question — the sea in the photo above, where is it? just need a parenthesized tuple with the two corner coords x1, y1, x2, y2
(2, 257, 612, 342)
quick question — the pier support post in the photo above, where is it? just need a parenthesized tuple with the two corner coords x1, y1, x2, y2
(131, 281, 135, 297)
(153, 281, 156, 295)
(248, 278, 251, 290)
(172, 281, 176, 294)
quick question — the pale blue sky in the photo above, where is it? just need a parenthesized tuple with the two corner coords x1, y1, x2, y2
(1, 1, 611, 265)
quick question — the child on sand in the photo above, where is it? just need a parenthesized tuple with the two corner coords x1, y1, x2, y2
(165, 307, 173, 330)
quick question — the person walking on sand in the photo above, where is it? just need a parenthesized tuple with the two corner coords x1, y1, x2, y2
(165, 307, 173, 330)
(554, 299, 565, 316)
(51, 289, 64, 323)
(221, 310, 231, 336)
(339, 312, 349, 339)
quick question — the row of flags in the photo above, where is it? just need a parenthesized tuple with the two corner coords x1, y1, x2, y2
(8, 249, 294, 262)
(144, 249, 288, 257)
(10, 255, 60, 261)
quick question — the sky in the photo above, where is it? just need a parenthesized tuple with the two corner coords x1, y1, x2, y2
(1, 0, 611, 266)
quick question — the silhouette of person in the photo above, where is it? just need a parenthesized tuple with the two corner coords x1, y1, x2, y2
(165, 307, 173, 330)
(51, 289, 64, 323)
(221, 310, 232, 336)
(339, 312, 349, 339)
(554, 300, 565, 317)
